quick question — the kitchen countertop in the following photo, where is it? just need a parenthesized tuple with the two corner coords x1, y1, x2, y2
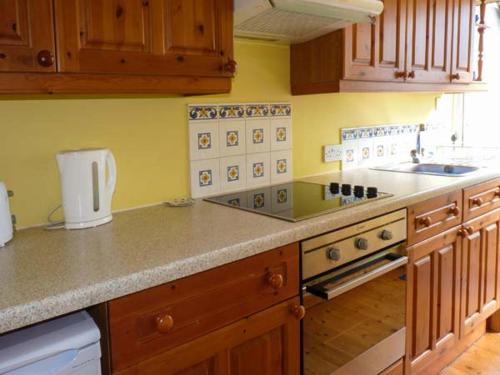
(1, 168, 500, 334)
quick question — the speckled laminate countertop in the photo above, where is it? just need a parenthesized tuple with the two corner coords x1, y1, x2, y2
(1, 168, 500, 334)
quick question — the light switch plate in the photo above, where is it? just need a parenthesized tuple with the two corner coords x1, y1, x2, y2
(323, 144, 343, 163)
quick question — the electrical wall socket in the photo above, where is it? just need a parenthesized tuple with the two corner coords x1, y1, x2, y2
(323, 144, 343, 163)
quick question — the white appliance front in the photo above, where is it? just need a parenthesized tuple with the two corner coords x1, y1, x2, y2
(57, 148, 117, 229)
(0, 182, 13, 247)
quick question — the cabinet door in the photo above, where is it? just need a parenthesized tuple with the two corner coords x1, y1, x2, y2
(406, 0, 453, 83)
(0, 0, 56, 72)
(55, 0, 233, 77)
(460, 209, 500, 337)
(343, 0, 407, 82)
(407, 227, 462, 374)
(451, 0, 475, 83)
(114, 298, 303, 375)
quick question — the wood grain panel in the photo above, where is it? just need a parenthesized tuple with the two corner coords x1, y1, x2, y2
(408, 191, 463, 246)
(0, 0, 55, 72)
(463, 178, 500, 221)
(109, 243, 299, 372)
(451, 0, 475, 83)
(55, 0, 233, 77)
(113, 298, 301, 375)
(407, 226, 461, 374)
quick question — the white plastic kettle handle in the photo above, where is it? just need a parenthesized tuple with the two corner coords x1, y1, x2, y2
(106, 150, 117, 197)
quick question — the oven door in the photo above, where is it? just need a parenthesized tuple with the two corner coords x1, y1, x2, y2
(302, 246, 407, 375)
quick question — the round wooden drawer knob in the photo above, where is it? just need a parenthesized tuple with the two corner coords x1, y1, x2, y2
(268, 273, 284, 290)
(156, 313, 174, 334)
(449, 206, 460, 216)
(290, 304, 306, 320)
(420, 216, 433, 227)
(458, 227, 474, 237)
(472, 198, 484, 207)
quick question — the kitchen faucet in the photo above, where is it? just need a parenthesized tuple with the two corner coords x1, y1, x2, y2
(411, 124, 426, 163)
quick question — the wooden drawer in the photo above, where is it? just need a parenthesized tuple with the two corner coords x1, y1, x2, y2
(109, 243, 299, 372)
(408, 191, 463, 245)
(464, 178, 500, 221)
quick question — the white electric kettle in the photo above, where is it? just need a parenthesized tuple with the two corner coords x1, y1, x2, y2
(57, 149, 117, 229)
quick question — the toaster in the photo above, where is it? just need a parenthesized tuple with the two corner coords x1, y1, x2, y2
(0, 182, 13, 247)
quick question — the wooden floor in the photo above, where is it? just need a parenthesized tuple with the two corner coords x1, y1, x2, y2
(441, 333, 500, 375)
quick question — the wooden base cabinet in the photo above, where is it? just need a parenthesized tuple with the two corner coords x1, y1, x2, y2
(114, 298, 302, 375)
(460, 209, 500, 337)
(406, 227, 462, 374)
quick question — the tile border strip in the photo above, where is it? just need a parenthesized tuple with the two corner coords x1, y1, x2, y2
(188, 103, 292, 121)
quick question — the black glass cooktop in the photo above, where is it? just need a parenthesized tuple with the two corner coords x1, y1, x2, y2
(204, 181, 393, 222)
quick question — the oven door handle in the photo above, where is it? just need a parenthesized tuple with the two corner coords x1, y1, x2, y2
(308, 255, 408, 300)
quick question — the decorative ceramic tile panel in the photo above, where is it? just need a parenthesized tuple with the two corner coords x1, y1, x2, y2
(337, 124, 423, 170)
(190, 159, 220, 198)
(188, 103, 292, 198)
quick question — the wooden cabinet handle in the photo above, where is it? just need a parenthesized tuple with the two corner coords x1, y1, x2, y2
(156, 313, 174, 334)
(459, 227, 474, 237)
(449, 206, 461, 217)
(267, 273, 284, 290)
(495, 189, 500, 198)
(37, 50, 54, 67)
(223, 59, 238, 74)
(290, 304, 306, 320)
(472, 197, 484, 207)
(394, 71, 406, 79)
(419, 216, 433, 227)
(451, 73, 461, 81)
(407, 71, 416, 79)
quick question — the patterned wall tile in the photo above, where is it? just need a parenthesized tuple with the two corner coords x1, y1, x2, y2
(271, 150, 293, 184)
(220, 155, 246, 193)
(270, 103, 292, 117)
(270, 118, 292, 151)
(190, 159, 220, 198)
(246, 152, 271, 188)
(189, 121, 219, 161)
(245, 104, 270, 118)
(219, 120, 246, 157)
(219, 104, 245, 119)
(188, 105, 218, 121)
(342, 140, 359, 170)
(246, 119, 271, 154)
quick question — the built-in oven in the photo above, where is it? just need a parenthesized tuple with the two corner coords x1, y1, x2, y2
(301, 209, 408, 375)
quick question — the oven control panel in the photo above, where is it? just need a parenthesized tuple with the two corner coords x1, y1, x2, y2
(301, 209, 407, 280)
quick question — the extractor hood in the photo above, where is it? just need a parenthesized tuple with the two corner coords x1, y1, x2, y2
(234, 0, 384, 44)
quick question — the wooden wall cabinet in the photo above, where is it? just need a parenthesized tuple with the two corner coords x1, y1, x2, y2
(291, 0, 480, 94)
(0, 0, 234, 94)
(0, 0, 56, 72)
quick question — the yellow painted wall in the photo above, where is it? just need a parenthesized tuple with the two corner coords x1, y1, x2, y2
(0, 40, 439, 227)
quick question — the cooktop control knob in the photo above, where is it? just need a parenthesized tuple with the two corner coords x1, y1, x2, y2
(354, 185, 364, 198)
(326, 247, 341, 261)
(329, 182, 340, 195)
(367, 187, 378, 198)
(380, 230, 394, 241)
(341, 184, 352, 196)
(355, 238, 369, 251)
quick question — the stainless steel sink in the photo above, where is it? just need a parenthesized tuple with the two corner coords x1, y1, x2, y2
(372, 163, 479, 177)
